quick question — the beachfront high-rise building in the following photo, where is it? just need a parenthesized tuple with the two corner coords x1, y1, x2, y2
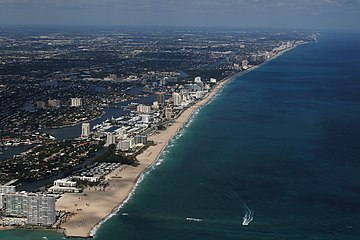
(210, 78, 217, 83)
(185, 83, 201, 92)
(172, 92, 182, 106)
(117, 140, 130, 151)
(242, 60, 249, 69)
(135, 135, 148, 145)
(81, 122, 90, 137)
(0, 185, 16, 209)
(3, 193, 28, 217)
(3, 193, 56, 226)
(26, 194, 56, 225)
(130, 138, 135, 148)
(195, 91, 204, 99)
(195, 81, 204, 91)
(152, 101, 159, 109)
(233, 63, 241, 70)
(0, 185, 16, 194)
(117, 138, 135, 151)
(137, 104, 151, 113)
(0, 195, 4, 209)
(204, 83, 211, 91)
(194, 76, 202, 83)
(70, 97, 83, 107)
(105, 132, 116, 146)
(165, 107, 172, 120)
(156, 93, 165, 105)
(116, 128, 126, 139)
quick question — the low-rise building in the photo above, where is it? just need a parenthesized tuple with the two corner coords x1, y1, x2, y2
(47, 99, 61, 108)
(48, 178, 79, 193)
(165, 107, 172, 119)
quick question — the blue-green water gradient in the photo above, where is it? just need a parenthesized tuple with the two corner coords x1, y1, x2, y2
(1, 31, 360, 240)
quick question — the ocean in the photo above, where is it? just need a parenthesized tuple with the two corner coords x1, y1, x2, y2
(1, 31, 360, 240)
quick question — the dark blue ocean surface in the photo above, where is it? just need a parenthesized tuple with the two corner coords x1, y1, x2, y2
(1, 32, 360, 240)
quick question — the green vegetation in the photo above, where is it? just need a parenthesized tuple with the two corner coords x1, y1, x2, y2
(95, 144, 139, 166)
(0, 139, 103, 182)
(134, 141, 155, 157)
(74, 176, 107, 189)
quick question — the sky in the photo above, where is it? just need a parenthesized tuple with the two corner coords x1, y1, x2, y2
(0, 0, 360, 30)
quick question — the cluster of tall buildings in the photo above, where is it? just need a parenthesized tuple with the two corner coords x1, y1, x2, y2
(116, 134, 148, 151)
(137, 104, 151, 113)
(0, 185, 56, 226)
(105, 132, 116, 146)
(88, 76, 215, 153)
(35, 97, 83, 109)
(99, 125, 148, 151)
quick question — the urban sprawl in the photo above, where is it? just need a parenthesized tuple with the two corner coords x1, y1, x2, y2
(0, 27, 317, 228)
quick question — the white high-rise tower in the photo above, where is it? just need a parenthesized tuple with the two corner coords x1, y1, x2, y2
(70, 97, 83, 107)
(172, 92, 182, 106)
(81, 123, 90, 137)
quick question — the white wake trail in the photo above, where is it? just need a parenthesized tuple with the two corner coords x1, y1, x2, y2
(242, 201, 254, 226)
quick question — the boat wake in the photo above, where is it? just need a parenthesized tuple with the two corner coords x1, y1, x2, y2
(242, 201, 254, 226)
(186, 217, 202, 222)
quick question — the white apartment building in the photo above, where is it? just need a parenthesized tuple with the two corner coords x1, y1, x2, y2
(2, 193, 56, 226)
(81, 122, 90, 137)
(70, 97, 83, 107)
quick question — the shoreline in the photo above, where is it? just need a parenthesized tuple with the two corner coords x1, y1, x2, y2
(55, 43, 305, 238)
(55, 72, 239, 238)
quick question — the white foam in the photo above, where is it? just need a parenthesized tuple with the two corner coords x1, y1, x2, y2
(89, 165, 150, 236)
(155, 158, 164, 166)
(186, 217, 202, 222)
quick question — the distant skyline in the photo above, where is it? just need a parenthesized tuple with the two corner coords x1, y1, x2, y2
(0, 0, 360, 30)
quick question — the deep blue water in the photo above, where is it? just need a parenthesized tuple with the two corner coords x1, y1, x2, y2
(1, 32, 360, 240)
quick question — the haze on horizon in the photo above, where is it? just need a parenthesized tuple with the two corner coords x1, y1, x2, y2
(0, 0, 359, 30)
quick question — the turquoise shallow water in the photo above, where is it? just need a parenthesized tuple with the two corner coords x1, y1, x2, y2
(1, 31, 360, 240)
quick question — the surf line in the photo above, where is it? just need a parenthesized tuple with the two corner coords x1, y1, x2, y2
(242, 201, 254, 226)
